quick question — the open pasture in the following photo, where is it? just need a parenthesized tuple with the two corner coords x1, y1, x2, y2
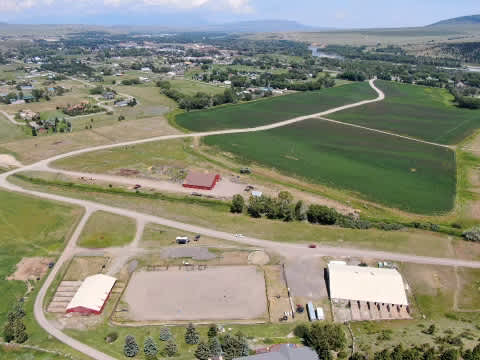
(330, 80, 480, 145)
(176, 82, 377, 131)
(204, 119, 456, 214)
(122, 266, 267, 322)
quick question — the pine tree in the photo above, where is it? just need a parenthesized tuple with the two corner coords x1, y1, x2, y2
(13, 318, 27, 344)
(194, 341, 211, 360)
(124, 335, 139, 357)
(165, 340, 178, 357)
(208, 324, 218, 338)
(159, 327, 172, 341)
(209, 336, 222, 357)
(2, 321, 14, 343)
(144, 336, 158, 358)
(185, 323, 200, 345)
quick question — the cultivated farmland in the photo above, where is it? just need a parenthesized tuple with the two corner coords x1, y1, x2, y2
(330, 80, 480, 145)
(176, 82, 377, 131)
(204, 119, 456, 214)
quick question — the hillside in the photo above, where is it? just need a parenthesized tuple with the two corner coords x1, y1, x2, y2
(429, 14, 480, 26)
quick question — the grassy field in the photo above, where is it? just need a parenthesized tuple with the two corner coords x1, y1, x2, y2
(77, 210, 136, 248)
(175, 82, 377, 131)
(0, 114, 29, 143)
(0, 190, 90, 359)
(0, 345, 70, 359)
(169, 79, 226, 96)
(12, 172, 480, 262)
(331, 80, 480, 145)
(204, 119, 456, 214)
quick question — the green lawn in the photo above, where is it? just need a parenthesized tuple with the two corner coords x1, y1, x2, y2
(330, 80, 480, 145)
(77, 210, 136, 248)
(176, 82, 377, 131)
(0, 346, 69, 359)
(0, 190, 81, 324)
(0, 190, 89, 358)
(169, 79, 226, 96)
(204, 119, 456, 214)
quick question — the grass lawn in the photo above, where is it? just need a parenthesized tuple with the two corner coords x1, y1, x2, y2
(65, 321, 297, 360)
(0, 114, 29, 143)
(0, 190, 90, 359)
(176, 82, 377, 131)
(204, 119, 456, 214)
(0, 345, 70, 359)
(12, 172, 478, 262)
(169, 79, 226, 96)
(77, 210, 136, 248)
(330, 80, 480, 145)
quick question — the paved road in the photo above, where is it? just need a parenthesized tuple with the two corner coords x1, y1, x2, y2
(2, 79, 479, 360)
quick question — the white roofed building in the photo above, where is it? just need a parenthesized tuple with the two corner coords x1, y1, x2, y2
(66, 274, 116, 315)
(328, 262, 408, 305)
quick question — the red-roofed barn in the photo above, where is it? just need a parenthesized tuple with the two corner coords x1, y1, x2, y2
(183, 171, 220, 191)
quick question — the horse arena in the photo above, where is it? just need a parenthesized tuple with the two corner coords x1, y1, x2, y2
(122, 265, 267, 322)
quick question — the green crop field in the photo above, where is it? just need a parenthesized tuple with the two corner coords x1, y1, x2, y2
(204, 119, 456, 214)
(330, 80, 480, 145)
(176, 82, 377, 131)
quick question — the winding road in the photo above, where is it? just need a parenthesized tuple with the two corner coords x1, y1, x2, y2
(1, 79, 477, 360)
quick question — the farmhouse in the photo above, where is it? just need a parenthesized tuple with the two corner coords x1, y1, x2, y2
(66, 274, 116, 315)
(328, 262, 410, 321)
(183, 171, 220, 190)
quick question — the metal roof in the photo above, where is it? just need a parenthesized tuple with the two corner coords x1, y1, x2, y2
(328, 263, 408, 306)
(183, 171, 218, 188)
(66, 274, 116, 312)
(235, 344, 318, 360)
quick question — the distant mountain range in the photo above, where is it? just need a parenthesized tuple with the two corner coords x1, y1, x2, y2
(202, 20, 316, 33)
(429, 14, 480, 27)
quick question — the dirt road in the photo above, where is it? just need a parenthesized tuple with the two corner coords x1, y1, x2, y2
(3, 79, 478, 360)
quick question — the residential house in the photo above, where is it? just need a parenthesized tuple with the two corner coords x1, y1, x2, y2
(102, 92, 116, 100)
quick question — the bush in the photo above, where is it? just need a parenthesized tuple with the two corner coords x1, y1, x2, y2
(105, 332, 118, 343)
(463, 227, 480, 242)
(230, 194, 245, 213)
(307, 205, 339, 225)
(195, 341, 210, 360)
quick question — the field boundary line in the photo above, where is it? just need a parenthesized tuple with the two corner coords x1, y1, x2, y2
(315, 116, 453, 149)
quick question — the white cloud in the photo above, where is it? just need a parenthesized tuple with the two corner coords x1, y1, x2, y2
(0, 0, 253, 15)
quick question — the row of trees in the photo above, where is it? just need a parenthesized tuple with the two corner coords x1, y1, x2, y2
(157, 80, 237, 111)
(123, 323, 249, 359)
(2, 303, 28, 344)
(231, 192, 406, 231)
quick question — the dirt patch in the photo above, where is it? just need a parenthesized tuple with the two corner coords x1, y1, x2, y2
(7, 257, 53, 281)
(116, 168, 140, 176)
(0, 154, 22, 168)
(162, 247, 217, 261)
(248, 251, 270, 265)
(122, 266, 267, 322)
(285, 257, 328, 300)
(63, 256, 110, 281)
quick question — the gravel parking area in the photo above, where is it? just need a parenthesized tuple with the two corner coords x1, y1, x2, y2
(123, 266, 267, 321)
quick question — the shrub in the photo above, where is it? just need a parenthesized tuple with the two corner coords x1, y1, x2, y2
(195, 341, 210, 360)
(463, 227, 480, 242)
(307, 205, 339, 225)
(230, 194, 245, 213)
(105, 332, 118, 343)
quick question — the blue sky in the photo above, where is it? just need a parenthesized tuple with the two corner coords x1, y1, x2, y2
(0, 0, 478, 28)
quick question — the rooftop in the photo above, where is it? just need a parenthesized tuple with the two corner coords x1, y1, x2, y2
(328, 263, 408, 306)
(66, 274, 116, 312)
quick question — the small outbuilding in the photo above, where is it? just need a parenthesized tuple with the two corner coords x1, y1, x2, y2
(183, 171, 220, 191)
(66, 274, 116, 315)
